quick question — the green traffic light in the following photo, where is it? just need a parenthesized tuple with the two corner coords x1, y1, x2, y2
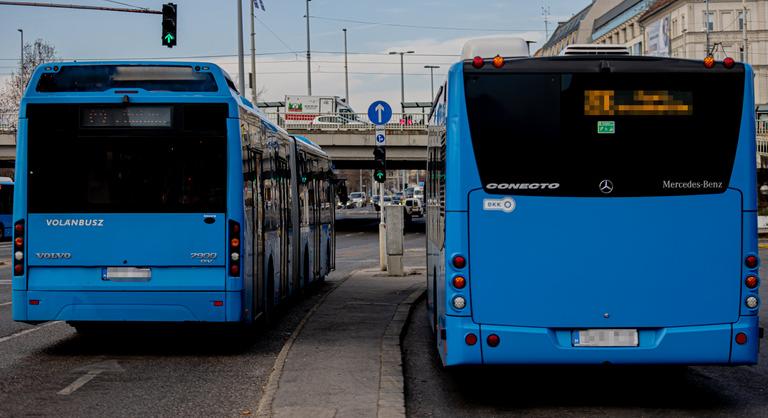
(164, 33, 175, 43)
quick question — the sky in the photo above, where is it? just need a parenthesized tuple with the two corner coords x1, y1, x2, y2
(0, 0, 591, 111)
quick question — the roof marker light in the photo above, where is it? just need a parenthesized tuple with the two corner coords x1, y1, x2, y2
(492, 55, 504, 68)
(472, 56, 484, 69)
(704, 55, 715, 69)
(723, 57, 735, 69)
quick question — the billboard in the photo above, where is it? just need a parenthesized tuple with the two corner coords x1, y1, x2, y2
(646, 16, 671, 57)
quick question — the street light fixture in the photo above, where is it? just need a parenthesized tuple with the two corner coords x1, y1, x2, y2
(424, 65, 440, 101)
(389, 50, 415, 113)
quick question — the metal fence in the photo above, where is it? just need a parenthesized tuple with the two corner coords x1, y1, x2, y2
(264, 112, 429, 132)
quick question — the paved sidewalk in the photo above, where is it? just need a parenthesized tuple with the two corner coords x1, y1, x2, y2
(268, 268, 425, 418)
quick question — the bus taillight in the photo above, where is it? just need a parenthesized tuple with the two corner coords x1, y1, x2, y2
(745, 255, 759, 269)
(452, 255, 466, 269)
(745, 276, 759, 289)
(229, 220, 241, 277)
(13, 220, 24, 277)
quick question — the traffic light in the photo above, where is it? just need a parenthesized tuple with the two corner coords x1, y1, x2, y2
(373, 146, 386, 183)
(162, 3, 177, 48)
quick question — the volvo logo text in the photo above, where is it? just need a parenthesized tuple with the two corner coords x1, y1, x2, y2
(599, 180, 614, 194)
(36, 252, 72, 260)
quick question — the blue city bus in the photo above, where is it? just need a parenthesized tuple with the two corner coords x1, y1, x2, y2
(0, 177, 13, 240)
(12, 62, 335, 329)
(426, 38, 760, 366)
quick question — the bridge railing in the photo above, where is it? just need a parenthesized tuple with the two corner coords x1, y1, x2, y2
(263, 112, 429, 132)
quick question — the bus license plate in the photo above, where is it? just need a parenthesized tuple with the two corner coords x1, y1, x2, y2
(574, 329, 638, 347)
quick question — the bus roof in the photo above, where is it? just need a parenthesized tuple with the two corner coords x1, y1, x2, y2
(292, 135, 328, 157)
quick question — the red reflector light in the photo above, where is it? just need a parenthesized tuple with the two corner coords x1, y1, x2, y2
(746, 276, 759, 289)
(232, 223, 240, 234)
(465, 333, 478, 346)
(231, 238, 240, 248)
(735, 332, 748, 345)
(487, 334, 500, 347)
(29, 299, 39, 305)
(213, 300, 224, 307)
(452, 255, 466, 269)
(230, 265, 240, 276)
(746, 255, 759, 269)
(492, 55, 504, 68)
(14, 224, 23, 233)
(472, 56, 484, 69)
(723, 57, 735, 69)
(14, 264, 22, 274)
(452, 276, 466, 289)
(704, 55, 715, 68)
(14, 237, 23, 247)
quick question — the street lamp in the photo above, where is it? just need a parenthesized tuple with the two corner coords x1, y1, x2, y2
(17, 29, 23, 97)
(343, 28, 349, 105)
(305, 0, 312, 95)
(389, 50, 414, 113)
(424, 65, 440, 101)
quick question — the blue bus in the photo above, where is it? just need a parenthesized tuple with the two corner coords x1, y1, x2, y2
(426, 38, 760, 366)
(0, 177, 13, 240)
(12, 62, 335, 328)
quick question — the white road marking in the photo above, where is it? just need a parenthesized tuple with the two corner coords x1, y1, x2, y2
(0, 301, 11, 307)
(0, 321, 63, 344)
(0, 280, 12, 285)
(58, 360, 124, 396)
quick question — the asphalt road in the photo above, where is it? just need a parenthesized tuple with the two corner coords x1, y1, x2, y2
(402, 247, 768, 417)
(0, 219, 425, 417)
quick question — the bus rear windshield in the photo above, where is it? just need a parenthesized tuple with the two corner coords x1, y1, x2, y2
(26, 104, 227, 213)
(463, 61, 745, 197)
(36, 65, 218, 93)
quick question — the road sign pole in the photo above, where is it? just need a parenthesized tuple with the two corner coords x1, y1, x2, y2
(369, 100, 392, 271)
(380, 181, 386, 270)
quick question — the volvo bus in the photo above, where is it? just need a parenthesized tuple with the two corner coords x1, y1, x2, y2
(426, 37, 760, 366)
(12, 62, 335, 329)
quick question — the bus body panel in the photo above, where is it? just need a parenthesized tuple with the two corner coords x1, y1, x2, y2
(28, 267, 225, 291)
(26, 214, 226, 267)
(730, 65, 758, 211)
(468, 191, 741, 328)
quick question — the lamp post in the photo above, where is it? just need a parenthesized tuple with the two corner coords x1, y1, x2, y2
(343, 28, 349, 105)
(237, 0, 245, 94)
(250, 0, 257, 104)
(305, 0, 312, 95)
(17, 29, 23, 97)
(389, 50, 414, 113)
(423, 65, 440, 100)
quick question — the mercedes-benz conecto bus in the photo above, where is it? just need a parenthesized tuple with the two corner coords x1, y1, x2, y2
(12, 62, 335, 329)
(427, 38, 760, 366)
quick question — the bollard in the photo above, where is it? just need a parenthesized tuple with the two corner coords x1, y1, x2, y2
(384, 205, 405, 276)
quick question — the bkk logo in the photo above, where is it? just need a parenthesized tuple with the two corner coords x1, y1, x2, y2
(45, 219, 104, 227)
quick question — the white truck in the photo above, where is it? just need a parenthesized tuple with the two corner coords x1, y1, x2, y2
(284, 95, 355, 125)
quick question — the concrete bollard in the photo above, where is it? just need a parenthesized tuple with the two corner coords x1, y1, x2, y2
(385, 205, 405, 276)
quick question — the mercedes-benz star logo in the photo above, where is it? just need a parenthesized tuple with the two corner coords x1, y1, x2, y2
(599, 179, 614, 194)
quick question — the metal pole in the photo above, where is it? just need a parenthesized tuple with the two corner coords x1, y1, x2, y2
(343, 28, 349, 106)
(742, 0, 748, 63)
(17, 29, 23, 98)
(0, 1, 161, 14)
(305, 0, 312, 95)
(237, 0, 245, 95)
(424, 65, 439, 100)
(250, 0, 257, 103)
(399, 53, 405, 113)
(705, 0, 711, 55)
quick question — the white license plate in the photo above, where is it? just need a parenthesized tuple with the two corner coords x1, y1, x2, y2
(574, 329, 638, 347)
(102, 267, 152, 282)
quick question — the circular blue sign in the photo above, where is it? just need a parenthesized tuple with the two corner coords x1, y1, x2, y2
(375, 133, 385, 144)
(368, 101, 392, 126)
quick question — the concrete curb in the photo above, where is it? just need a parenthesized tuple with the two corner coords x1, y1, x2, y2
(377, 285, 426, 418)
(254, 270, 359, 418)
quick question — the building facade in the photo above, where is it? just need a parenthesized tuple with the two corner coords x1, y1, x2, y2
(592, 0, 655, 54)
(539, 0, 624, 56)
(639, 0, 768, 105)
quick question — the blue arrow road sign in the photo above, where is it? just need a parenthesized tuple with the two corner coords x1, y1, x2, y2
(368, 101, 392, 126)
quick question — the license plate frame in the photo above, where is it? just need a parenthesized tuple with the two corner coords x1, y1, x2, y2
(102, 267, 152, 282)
(574, 329, 639, 347)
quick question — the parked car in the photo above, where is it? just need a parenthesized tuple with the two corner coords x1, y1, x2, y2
(374, 195, 393, 211)
(403, 198, 423, 218)
(348, 191, 367, 208)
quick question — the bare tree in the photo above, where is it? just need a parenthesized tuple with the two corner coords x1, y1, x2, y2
(0, 39, 57, 130)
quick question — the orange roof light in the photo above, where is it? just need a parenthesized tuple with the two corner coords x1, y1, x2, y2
(703, 55, 715, 69)
(492, 55, 505, 68)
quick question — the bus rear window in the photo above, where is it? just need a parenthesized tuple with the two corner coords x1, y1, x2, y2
(26, 104, 227, 213)
(463, 61, 745, 197)
(36, 65, 218, 93)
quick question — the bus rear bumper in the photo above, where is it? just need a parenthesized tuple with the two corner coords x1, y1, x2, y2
(12, 290, 242, 323)
(442, 315, 759, 366)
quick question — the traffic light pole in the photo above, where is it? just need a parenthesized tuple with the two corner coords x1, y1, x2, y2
(379, 180, 386, 271)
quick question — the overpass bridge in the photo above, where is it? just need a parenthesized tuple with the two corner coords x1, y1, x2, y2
(265, 112, 428, 170)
